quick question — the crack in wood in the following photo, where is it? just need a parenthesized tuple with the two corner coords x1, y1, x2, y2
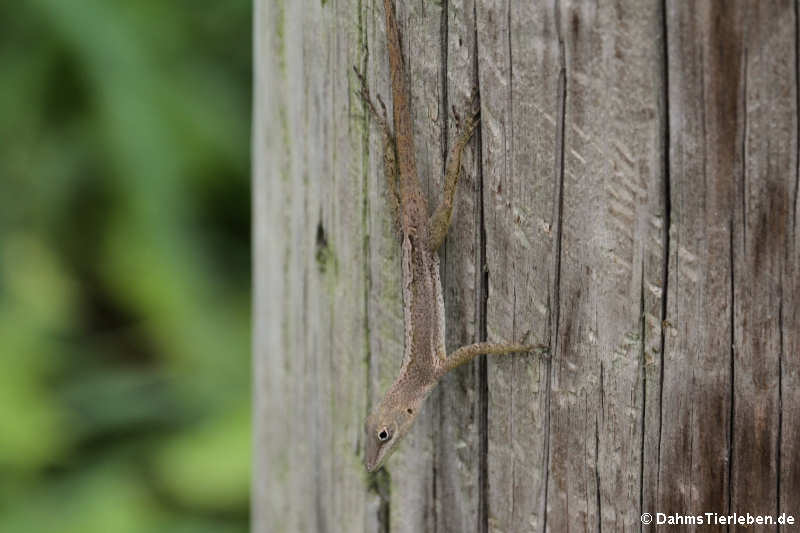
(595, 411, 603, 533)
(639, 260, 647, 533)
(777, 273, 784, 524)
(543, 1, 567, 529)
(477, 79, 490, 533)
(655, 0, 671, 506)
(727, 215, 736, 518)
(795, 0, 800, 243)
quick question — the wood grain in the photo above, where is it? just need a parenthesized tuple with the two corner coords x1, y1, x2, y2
(253, 1, 799, 531)
(435, 1, 484, 532)
(474, 1, 560, 531)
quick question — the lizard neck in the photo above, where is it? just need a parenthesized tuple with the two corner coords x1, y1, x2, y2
(385, 360, 439, 406)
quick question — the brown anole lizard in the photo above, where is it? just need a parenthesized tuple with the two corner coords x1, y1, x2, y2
(356, 0, 546, 472)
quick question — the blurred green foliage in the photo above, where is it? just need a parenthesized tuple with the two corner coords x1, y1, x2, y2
(0, 1, 251, 531)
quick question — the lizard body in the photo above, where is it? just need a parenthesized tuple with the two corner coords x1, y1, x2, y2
(358, 0, 545, 472)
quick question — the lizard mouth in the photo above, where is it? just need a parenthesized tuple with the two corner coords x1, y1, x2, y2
(365, 444, 395, 472)
(365, 458, 381, 472)
(365, 445, 386, 472)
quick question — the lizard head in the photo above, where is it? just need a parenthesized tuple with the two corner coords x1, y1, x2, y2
(364, 380, 434, 472)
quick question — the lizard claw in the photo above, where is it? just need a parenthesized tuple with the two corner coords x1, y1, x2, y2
(376, 94, 389, 122)
(353, 66, 391, 126)
(353, 66, 369, 99)
(353, 65, 366, 85)
(404, 222, 418, 240)
(531, 345, 551, 359)
(469, 87, 479, 107)
(452, 105, 462, 129)
(451, 87, 480, 131)
(452, 107, 477, 130)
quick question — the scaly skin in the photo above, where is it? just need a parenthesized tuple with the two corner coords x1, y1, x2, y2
(358, 0, 547, 472)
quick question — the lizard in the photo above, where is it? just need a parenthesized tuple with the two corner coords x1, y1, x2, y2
(356, 0, 547, 472)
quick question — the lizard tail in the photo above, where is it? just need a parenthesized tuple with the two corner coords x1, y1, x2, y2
(382, 0, 421, 206)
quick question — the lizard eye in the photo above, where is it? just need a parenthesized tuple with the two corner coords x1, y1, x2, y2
(378, 428, 391, 442)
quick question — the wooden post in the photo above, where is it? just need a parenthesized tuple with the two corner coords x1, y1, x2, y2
(253, 1, 799, 531)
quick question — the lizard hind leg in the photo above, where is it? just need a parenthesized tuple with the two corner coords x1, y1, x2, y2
(429, 100, 480, 252)
(438, 341, 549, 376)
(354, 67, 401, 221)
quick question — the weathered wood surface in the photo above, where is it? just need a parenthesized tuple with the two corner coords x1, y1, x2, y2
(253, 1, 799, 531)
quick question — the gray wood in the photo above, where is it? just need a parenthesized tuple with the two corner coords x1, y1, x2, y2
(657, 2, 739, 521)
(435, 1, 484, 532)
(253, 0, 370, 531)
(253, 1, 800, 531)
(475, 1, 666, 530)
(730, 0, 794, 521)
(474, 2, 560, 531)
(656, 4, 797, 532)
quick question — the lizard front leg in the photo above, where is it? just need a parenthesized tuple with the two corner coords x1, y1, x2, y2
(429, 100, 480, 252)
(354, 67, 401, 220)
(438, 341, 549, 375)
